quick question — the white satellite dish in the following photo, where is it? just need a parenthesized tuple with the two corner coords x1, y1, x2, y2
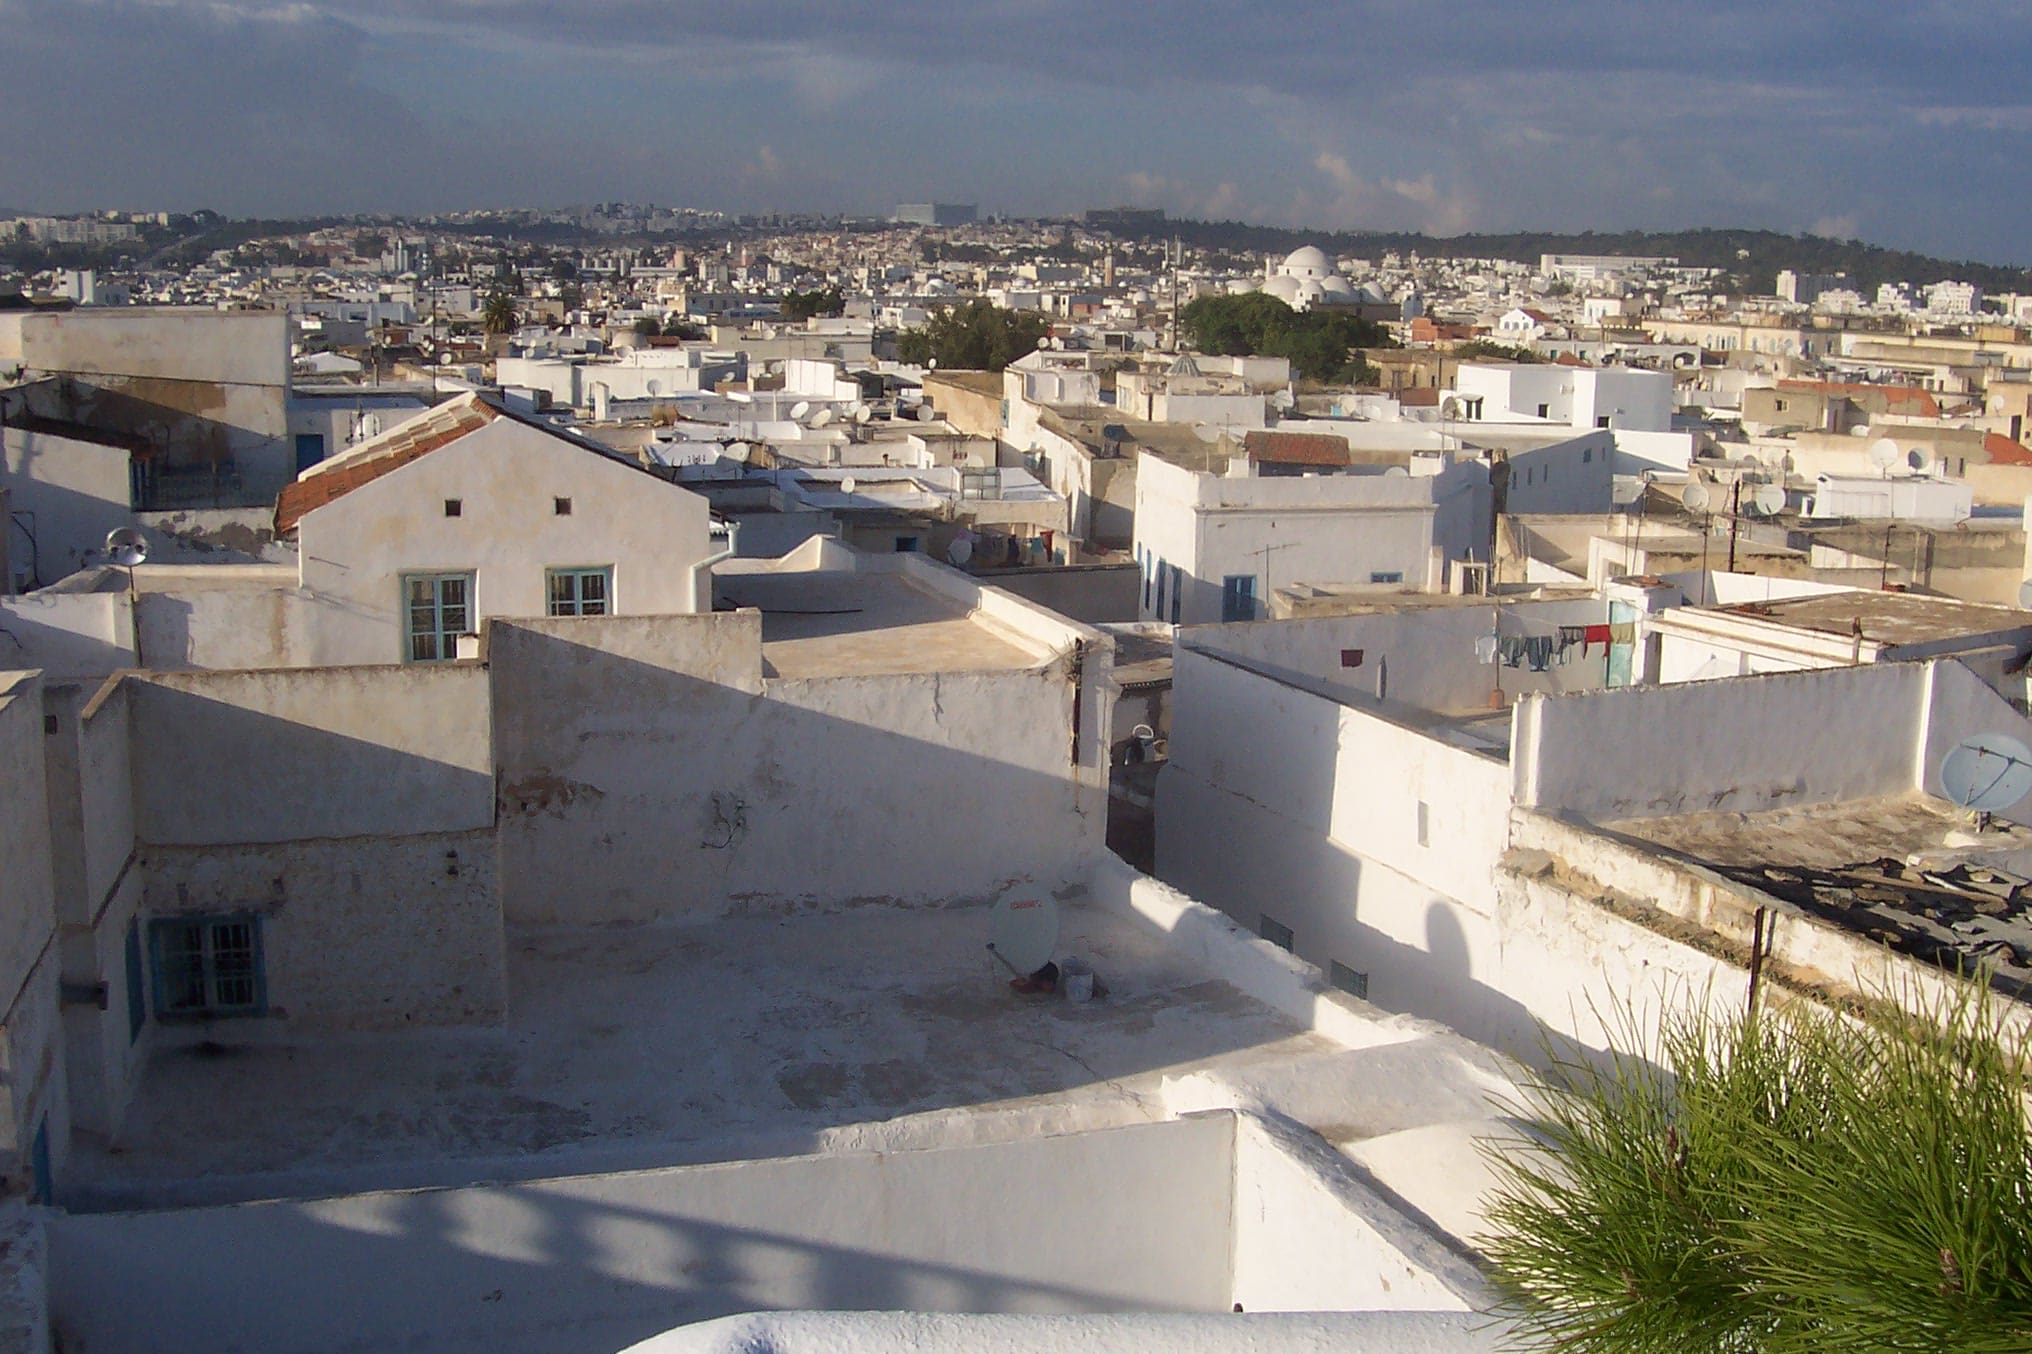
(1752, 484, 1786, 516)
(1681, 480, 1714, 514)
(728, 390, 753, 403)
(1869, 437, 1901, 470)
(1941, 733, 2032, 815)
(988, 893, 1059, 976)
(853, 403, 872, 424)
(727, 441, 752, 463)
(105, 527, 148, 569)
(947, 535, 974, 565)
(1439, 396, 1464, 421)
(1270, 390, 1296, 412)
(811, 407, 835, 428)
(1192, 424, 1223, 443)
(838, 475, 857, 495)
(916, 404, 936, 422)
(789, 400, 811, 420)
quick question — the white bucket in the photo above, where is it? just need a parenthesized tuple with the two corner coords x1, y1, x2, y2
(1062, 956, 1094, 1003)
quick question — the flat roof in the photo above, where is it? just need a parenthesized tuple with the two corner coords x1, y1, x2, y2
(1697, 591, 2032, 646)
(718, 569, 1050, 678)
(67, 899, 1328, 1211)
(1607, 794, 2032, 995)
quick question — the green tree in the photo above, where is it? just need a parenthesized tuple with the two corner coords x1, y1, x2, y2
(481, 291, 520, 336)
(557, 281, 584, 313)
(352, 231, 386, 260)
(780, 286, 845, 321)
(1481, 980, 2032, 1353)
(896, 301, 1051, 372)
(1453, 339, 1543, 363)
(1178, 293, 1391, 383)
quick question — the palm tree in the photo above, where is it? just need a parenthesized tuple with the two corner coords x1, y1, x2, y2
(481, 290, 520, 337)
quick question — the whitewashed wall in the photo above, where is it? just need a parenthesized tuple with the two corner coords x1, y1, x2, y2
(0, 592, 133, 680)
(1, 425, 133, 586)
(0, 672, 68, 1194)
(489, 610, 1108, 922)
(1514, 662, 1929, 821)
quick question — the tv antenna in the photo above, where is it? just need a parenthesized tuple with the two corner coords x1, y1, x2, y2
(1940, 732, 2032, 829)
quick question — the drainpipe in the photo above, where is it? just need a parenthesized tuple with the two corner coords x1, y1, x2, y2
(688, 519, 741, 613)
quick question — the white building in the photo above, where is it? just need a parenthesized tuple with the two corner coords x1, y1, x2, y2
(1133, 438, 1491, 624)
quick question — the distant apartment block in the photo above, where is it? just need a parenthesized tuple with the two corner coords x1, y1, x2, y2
(893, 203, 978, 228)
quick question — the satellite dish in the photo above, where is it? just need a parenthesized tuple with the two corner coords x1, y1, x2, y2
(1869, 437, 1901, 470)
(1439, 396, 1464, 421)
(1382, 465, 1410, 478)
(727, 441, 752, 463)
(789, 400, 811, 420)
(1940, 733, 2032, 814)
(1270, 390, 1296, 412)
(946, 535, 974, 565)
(1906, 448, 1927, 471)
(839, 475, 857, 495)
(728, 390, 753, 403)
(1752, 484, 1786, 516)
(916, 405, 936, 422)
(105, 527, 148, 568)
(988, 894, 1059, 976)
(811, 407, 835, 428)
(1681, 480, 1714, 514)
(1036, 334, 1053, 350)
(853, 403, 872, 424)
(1192, 424, 1223, 443)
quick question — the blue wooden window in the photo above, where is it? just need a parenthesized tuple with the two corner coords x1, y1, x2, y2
(124, 917, 145, 1043)
(1220, 574, 1257, 622)
(1168, 564, 1183, 624)
(1259, 914, 1294, 952)
(546, 566, 612, 617)
(404, 572, 473, 662)
(151, 916, 266, 1019)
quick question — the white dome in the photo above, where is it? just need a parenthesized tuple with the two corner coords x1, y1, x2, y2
(1317, 274, 1357, 296)
(1225, 278, 1259, 295)
(1261, 274, 1304, 304)
(1295, 279, 1326, 306)
(1281, 245, 1335, 279)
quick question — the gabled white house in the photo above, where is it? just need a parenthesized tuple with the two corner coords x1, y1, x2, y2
(275, 393, 716, 663)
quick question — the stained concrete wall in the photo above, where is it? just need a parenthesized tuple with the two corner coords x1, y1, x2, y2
(121, 664, 502, 1029)
(490, 611, 1105, 922)
(48, 1117, 1235, 1354)
(1513, 662, 1928, 821)
(127, 665, 493, 845)
(139, 832, 504, 1028)
(19, 310, 291, 501)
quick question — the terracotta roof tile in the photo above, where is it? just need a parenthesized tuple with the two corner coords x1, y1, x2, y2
(1776, 379, 1941, 419)
(1983, 431, 2032, 466)
(1243, 429, 1352, 467)
(274, 397, 498, 537)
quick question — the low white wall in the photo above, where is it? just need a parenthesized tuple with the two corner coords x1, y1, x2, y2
(1231, 1114, 1480, 1314)
(0, 592, 133, 680)
(1514, 662, 1929, 821)
(49, 1117, 1236, 1354)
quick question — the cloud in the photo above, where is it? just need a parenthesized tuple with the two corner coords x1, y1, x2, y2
(9, 2, 2032, 260)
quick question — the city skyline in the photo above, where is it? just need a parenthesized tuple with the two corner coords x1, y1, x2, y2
(11, 1, 2032, 265)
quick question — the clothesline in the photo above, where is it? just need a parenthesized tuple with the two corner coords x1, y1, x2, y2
(1477, 606, 1636, 672)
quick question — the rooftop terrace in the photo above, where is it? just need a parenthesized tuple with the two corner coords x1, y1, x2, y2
(71, 896, 1333, 1212)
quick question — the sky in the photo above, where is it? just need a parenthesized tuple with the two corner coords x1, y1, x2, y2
(7, 0, 2032, 264)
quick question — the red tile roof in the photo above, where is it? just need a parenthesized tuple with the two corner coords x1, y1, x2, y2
(1983, 431, 2032, 466)
(1243, 429, 1352, 467)
(273, 396, 498, 537)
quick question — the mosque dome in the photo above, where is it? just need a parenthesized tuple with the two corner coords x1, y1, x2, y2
(1225, 278, 1260, 295)
(1281, 245, 1335, 278)
(1261, 274, 1305, 305)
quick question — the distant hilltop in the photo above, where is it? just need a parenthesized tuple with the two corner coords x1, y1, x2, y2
(1089, 218, 2032, 297)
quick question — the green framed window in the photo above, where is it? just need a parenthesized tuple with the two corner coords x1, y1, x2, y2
(404, 572, 474, 661)
(151, 915, 265, 1018)
(546, 566, 612, 617)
